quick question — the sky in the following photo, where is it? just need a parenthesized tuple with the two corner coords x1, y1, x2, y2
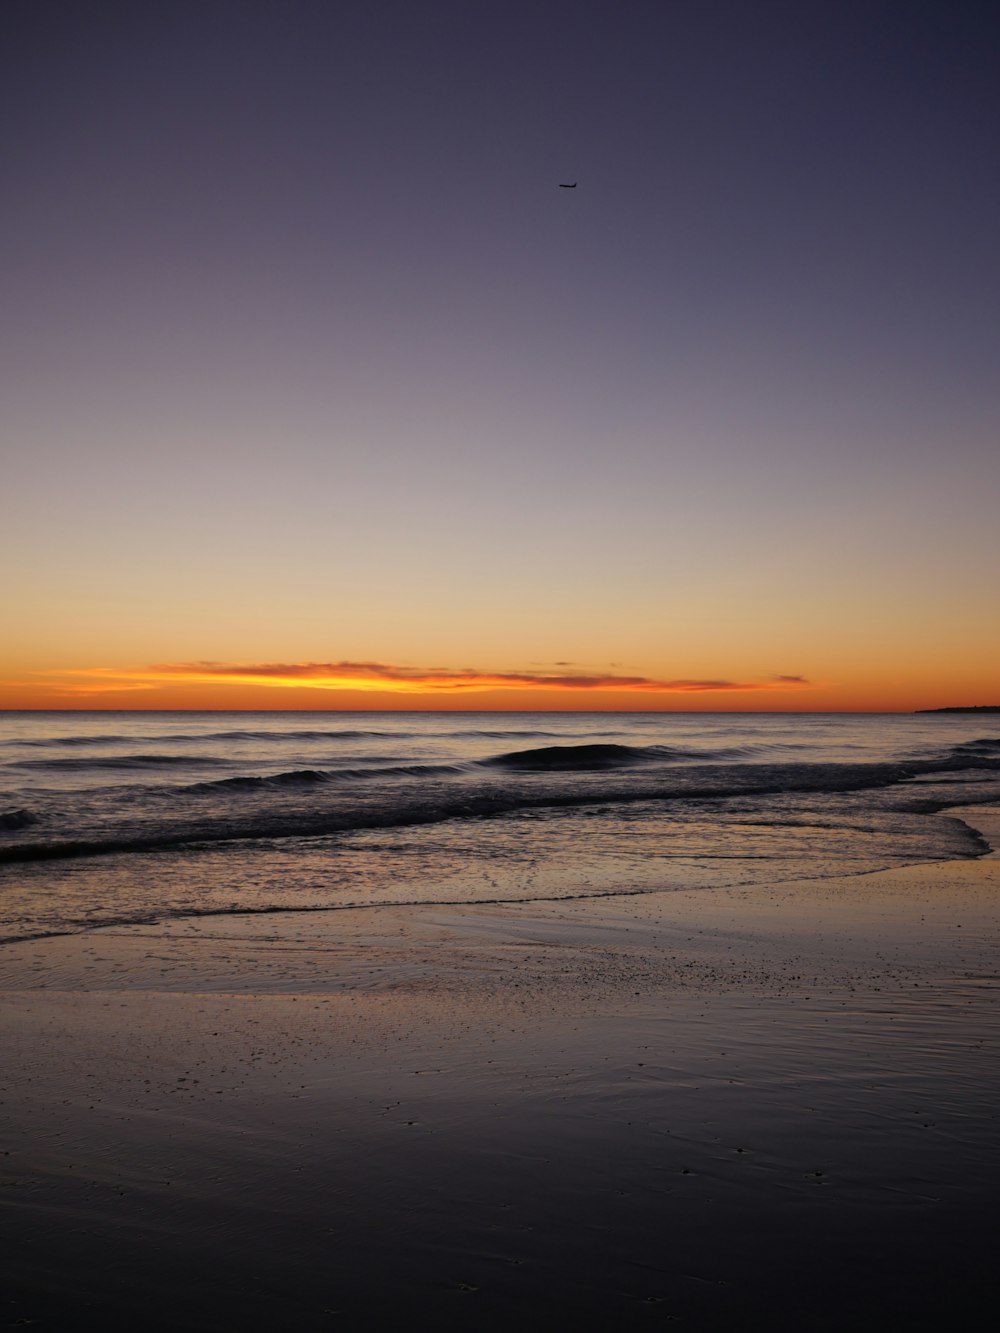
(3, 0, 998, 711)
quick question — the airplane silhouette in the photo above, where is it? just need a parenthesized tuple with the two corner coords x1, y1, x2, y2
(559, 182, 578, 188)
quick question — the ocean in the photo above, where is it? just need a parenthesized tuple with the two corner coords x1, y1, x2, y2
(2, 711, 999, 944)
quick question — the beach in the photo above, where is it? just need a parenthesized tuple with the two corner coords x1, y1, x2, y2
(7, 0, 1000, 1323)
(4, 799, 999, 1330)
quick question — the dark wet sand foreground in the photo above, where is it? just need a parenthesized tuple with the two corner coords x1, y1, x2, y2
(3, 807, 999, 1330)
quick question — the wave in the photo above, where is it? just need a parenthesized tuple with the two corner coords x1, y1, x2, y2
(479, 742, 740, 770)
(0, 808, 36, 831)
(443, 728, 607, 740)
(4, 732, 999, 869)
(14, 733, 138, 748)
(475, 741, 825, 770)
(2, 758, 976, 865)
(7, 726, 604, 751)
(948, 737, 1000, 758)
(9, 754, 224, 772)
(11, 728, 414, 749)
(482, 739, 1000, 775)
(184, 768, 333, 793)
(176, 728, 412, 742)
(182, 761, 469, 794)
(482, 743, 656, 771)
(0, 819, 992, 946)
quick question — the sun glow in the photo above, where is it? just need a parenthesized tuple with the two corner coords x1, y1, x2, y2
(3, 660, 818, 708)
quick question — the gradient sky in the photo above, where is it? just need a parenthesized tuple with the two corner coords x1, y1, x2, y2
(3, 0, 998, 711)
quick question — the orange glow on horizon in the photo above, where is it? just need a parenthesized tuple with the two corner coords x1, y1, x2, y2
(1, 659, 996, 714)
(0, 659, 826, 710)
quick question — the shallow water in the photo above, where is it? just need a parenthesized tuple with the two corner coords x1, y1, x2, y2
(2, 711, 999, 942)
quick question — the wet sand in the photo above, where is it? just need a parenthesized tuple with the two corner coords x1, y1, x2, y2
(3, 807, 999, 1329)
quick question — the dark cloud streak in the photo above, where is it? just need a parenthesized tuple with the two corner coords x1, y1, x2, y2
(137, 660, 812, 694)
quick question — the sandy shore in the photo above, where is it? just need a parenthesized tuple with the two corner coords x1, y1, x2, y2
(3, 807, 999, 1329)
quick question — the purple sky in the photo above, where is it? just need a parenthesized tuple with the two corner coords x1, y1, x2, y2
(3, 1, 999, 709)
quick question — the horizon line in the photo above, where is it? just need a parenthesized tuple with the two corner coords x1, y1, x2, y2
(0, 706, 945, 715)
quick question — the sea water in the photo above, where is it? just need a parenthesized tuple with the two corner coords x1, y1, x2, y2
(1, 711, 999, 943)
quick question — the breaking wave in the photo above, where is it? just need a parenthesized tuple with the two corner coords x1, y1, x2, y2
(1, 758, 985, 866)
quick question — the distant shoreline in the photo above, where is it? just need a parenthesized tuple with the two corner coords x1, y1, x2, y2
(916, 706, 1000, 714)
